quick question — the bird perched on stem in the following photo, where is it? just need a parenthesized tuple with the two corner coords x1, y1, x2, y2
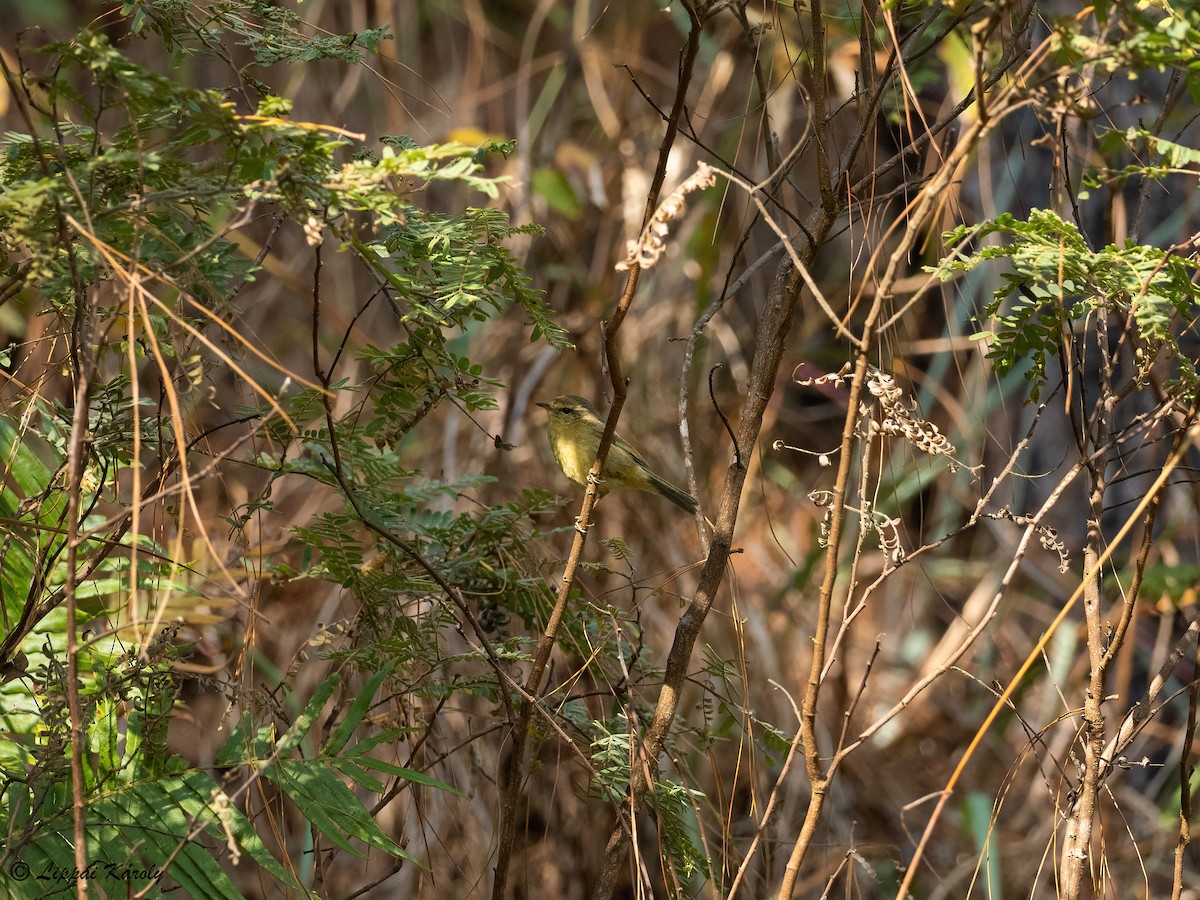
(535, 395, 699, 514)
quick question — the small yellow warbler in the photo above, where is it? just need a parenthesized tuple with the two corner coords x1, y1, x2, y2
(536, 395, 698, 514)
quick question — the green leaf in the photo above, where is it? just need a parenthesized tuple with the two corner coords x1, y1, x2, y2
(275, 673, 340, 757)
(531, 167, 582, 219)
(324, 659, 399, 755)
(269, 759, 418, 863)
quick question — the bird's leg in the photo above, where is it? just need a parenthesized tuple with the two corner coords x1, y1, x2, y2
(573, 469, 605, 532)
(576, 475, 604, 534)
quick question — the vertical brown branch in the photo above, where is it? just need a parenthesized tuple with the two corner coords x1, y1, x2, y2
(1061, 484, 1110, 897)
(1060, 308, 1116, 897)
(806, 0, 836, 215)
(1061, 406, 1191, 895)
(492, 5, 705, 897)
(63, 351, 93, 899)
(1172, 650, 1199, 900)
(24, 42, 104, 892)
(592, 240, 809, 900)
(784, 64, 1015, 887)
(595, 1, 1028, 892)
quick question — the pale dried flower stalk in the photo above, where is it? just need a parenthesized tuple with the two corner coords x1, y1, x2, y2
(615, 162, 718, 271)
(806, 490, 906, 565)
(986, 505, 1070, 572)
(863, 367, 959, 470)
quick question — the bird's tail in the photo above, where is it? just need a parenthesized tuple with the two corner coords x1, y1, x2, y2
(650, 473, 698, 514)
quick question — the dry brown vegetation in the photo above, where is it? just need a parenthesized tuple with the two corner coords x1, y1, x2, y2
(2, 1, 1200, 898)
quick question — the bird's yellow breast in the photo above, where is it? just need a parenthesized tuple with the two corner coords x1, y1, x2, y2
(547, 422, 606, 490)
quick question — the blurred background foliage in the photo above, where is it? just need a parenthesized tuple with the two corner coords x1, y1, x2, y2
(0, 1, 1199, 898)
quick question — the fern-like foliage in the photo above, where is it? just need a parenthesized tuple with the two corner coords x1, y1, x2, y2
(935, 209, 1199, 401)
(0, 650, 455, 897)
(0, 2, 567, 895)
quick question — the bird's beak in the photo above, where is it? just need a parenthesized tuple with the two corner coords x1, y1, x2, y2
(535, 401, 550, 410)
